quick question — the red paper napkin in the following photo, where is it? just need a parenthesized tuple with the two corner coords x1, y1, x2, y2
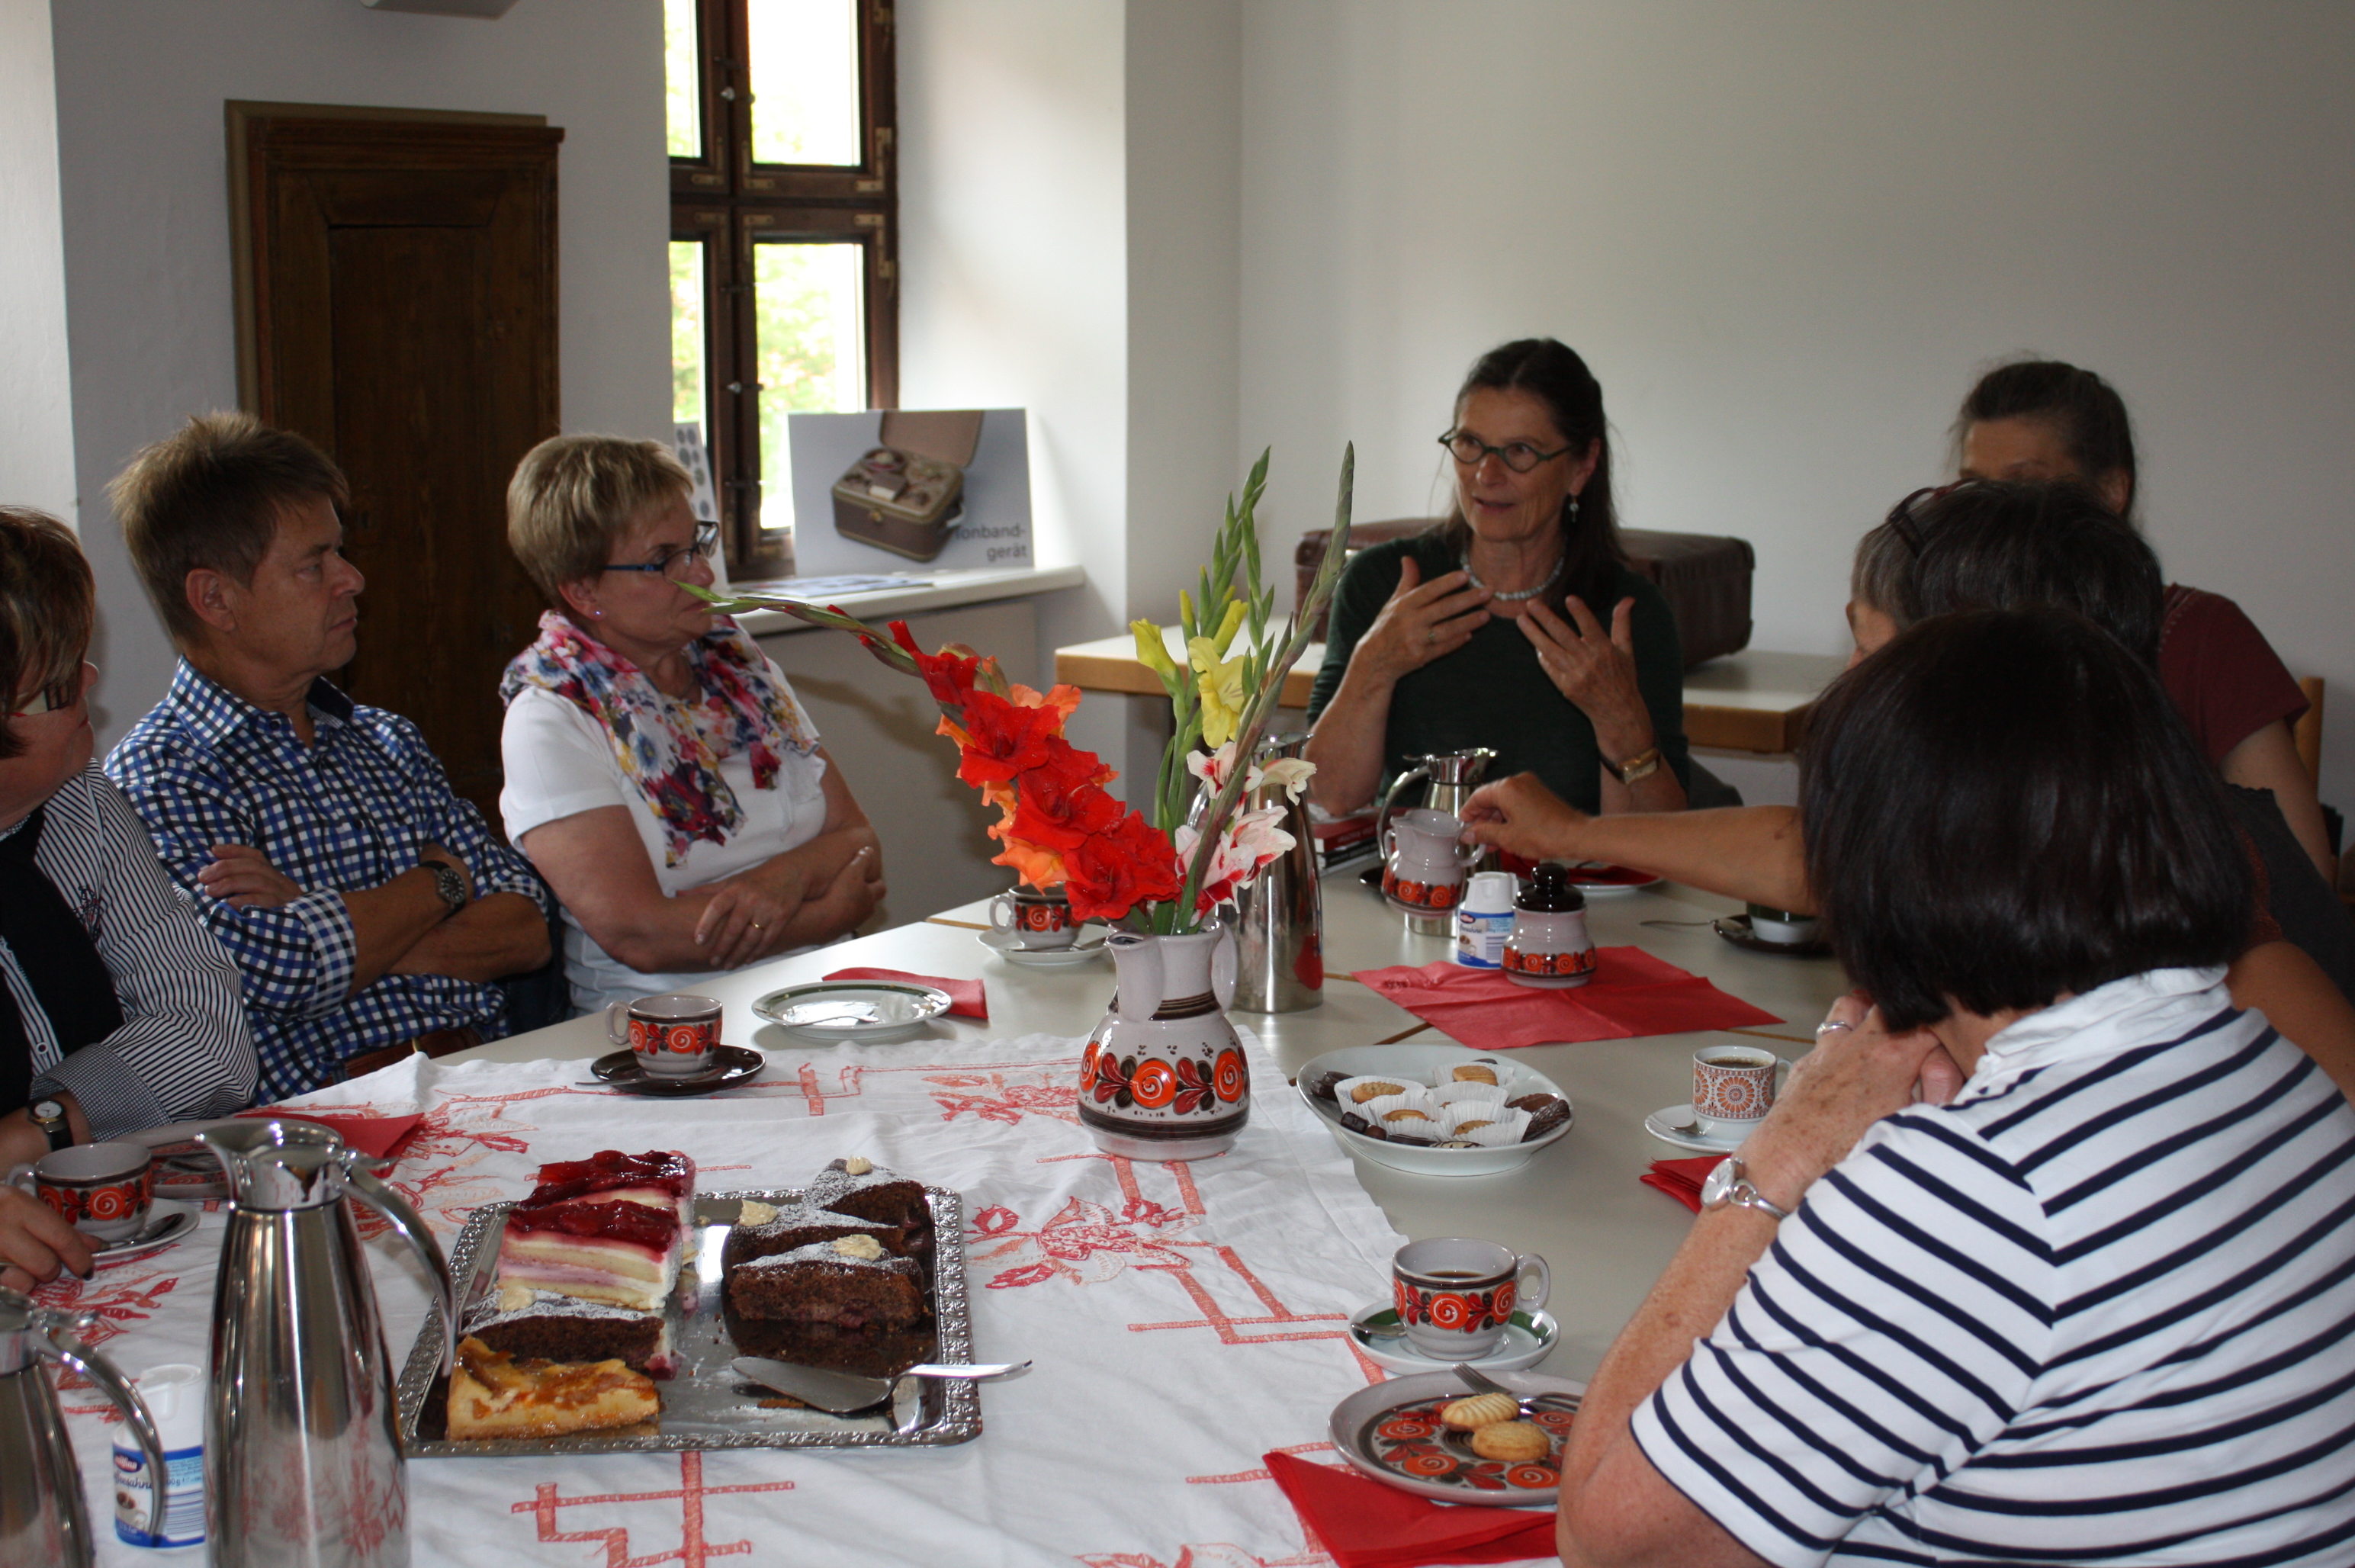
(1350, 949, 1778, 1049)
(1263, 1451, 1557, 1567)
(1640, 1155, 1722, 1213)
(239, 1109, 424, 1162)
(823, 967, 987, 1020)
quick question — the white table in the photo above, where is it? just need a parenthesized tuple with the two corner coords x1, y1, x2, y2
(453, 869, 1849, 1380)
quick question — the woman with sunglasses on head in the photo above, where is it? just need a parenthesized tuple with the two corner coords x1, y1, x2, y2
(0, 508, 254, 1288)
(1957, 359, 2331, 886)
(1302, 339, 1692, 817)
(500, 437, 883, 1014)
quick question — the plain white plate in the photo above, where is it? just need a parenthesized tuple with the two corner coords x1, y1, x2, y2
(1345, 1300, 1560, 1374)
(1293, 1043, 1573, 1176)
(1643, 1103, 1749, 1153)
(1329, 1368, 1585, 1506)
(976, 927, 1108, 967)
(750, 982, 951, 1043)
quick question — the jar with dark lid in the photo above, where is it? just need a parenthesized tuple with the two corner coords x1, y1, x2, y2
(1504, 863, 1597, 988)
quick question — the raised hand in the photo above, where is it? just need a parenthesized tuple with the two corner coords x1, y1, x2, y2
(1521, 595, 1649, 746)
(1353, 557, 1492, 684)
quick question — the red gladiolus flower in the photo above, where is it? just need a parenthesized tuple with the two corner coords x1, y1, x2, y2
(1007, 767, 1124, 852)
(1061, 811, 1183, 924)
(954, 690, 1065, 787)
(891, 620, 985, 708)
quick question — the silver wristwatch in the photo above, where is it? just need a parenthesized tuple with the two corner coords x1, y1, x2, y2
(1700, 1156, 1791, 1220)
(422, 859, 467, 919)
(30, 1098, 72, 1152)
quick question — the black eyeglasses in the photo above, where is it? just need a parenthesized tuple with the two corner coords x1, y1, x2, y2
(10, 661, 89, 718)
(603, 522, 719, 580)
(1438, 431, 1574, 474)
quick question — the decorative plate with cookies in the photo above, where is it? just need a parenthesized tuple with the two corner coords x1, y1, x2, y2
(1293, 1044, 1573, 1176)
(1328, 1370, 1584, 1505)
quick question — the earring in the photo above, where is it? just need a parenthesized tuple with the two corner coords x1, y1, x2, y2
(1566, 495, 1581, 525)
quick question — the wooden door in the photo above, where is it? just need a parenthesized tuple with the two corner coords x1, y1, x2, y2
(238, 112, 563, 821)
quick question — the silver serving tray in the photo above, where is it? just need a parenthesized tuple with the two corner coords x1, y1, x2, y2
(395, 1186, 977, 1455)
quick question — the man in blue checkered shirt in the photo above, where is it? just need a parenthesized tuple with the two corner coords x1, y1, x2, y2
(102, 414, 553, 1100)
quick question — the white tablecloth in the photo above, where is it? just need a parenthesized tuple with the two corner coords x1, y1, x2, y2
(49, 1028, 1528, 1567)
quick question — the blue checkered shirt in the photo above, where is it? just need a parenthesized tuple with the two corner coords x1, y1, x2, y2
(105, 660, 550, 1100)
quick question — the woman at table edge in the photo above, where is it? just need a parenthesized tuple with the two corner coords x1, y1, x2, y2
(1462, 479, 2355, 1100)
(0, 507, 257, 1292)
(1301, 338, 1691, 818)
(1555, 608, 2355, 1566)
(499, 436, 884, 1015)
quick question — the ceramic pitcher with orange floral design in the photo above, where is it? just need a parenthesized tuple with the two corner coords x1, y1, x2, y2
(1077, 926, 1249, 1162)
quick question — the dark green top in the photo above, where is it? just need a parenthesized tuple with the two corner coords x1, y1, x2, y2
(1304, 535, 1691, 814)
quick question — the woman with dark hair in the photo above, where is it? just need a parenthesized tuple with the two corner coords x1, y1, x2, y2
(0, 506, 255, 1290)
(1555, 609, 2355, 1566)
(1957, 358, 2330, 884)
(1302, 339, 1690, 815)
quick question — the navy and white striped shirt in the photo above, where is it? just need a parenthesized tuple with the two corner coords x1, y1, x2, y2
(105, 661, 548, 1101)
(15, 763, 255, 1136)
(1638, 967, 2355, 1566)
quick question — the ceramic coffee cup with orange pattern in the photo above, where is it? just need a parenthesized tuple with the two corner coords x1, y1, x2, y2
(1692, 1044, 1792, 1138)
(1391, 1236, 1550, 1360)
(605, 992, 724, 1076)
(7, 1139, 156, 1242)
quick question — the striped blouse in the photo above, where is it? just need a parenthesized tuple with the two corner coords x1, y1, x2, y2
(1637, 966, 2355, 1566)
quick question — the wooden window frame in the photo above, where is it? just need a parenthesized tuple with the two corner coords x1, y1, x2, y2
(673, 0, 898, 578)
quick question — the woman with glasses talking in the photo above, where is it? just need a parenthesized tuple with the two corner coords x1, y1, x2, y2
(499, 437, 883, 1014)
(1303, 338, 1692, 816)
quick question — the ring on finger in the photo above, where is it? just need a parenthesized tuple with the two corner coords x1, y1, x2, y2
(1425, 627, 1436, 646)
(1815, 1019, 1854, 1036)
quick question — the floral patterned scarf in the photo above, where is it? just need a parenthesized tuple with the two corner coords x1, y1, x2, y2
(500, 611, 818, 868)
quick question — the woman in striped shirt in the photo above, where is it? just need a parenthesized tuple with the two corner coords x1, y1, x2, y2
(1557, 608, 2355, 1566)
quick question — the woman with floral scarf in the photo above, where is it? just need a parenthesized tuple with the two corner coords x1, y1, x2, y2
(499, 436, 883, 1014)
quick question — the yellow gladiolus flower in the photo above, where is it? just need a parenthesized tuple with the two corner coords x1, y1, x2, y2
(1211, 598, 1246, 657)
(1130, 620, 1181, 686)
(1188, 637, 1248, 748)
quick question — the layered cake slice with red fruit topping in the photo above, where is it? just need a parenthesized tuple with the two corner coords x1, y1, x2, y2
(522, 1149, 695, 1232)
(496, 1149, 696, 1313)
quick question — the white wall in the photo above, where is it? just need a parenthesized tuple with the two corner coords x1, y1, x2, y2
(898, 0, 1130, 779)
(45, 0, 670, 748)
(0, 0, 76, 524)
(1238, 0, 2355, 805)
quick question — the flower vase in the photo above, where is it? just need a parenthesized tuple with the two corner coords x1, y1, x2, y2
(1077, 927, 1249, 1161)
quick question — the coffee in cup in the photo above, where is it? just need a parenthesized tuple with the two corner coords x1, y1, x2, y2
(990, 885, 1078, 950)
(1692, 1044, 1791, 1138)
(606, 992, 724, 1076)
(8, 1140, 156, 1242)
(1390, 1237, 1550, 1361)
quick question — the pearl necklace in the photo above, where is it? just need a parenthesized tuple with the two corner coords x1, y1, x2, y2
(1461, 549, 1565, 602)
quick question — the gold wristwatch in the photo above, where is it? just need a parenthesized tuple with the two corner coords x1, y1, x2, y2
(1604, 745, 1663, 785)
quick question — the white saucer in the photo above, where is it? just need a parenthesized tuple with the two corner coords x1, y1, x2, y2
(1345, 1300, 1559, 1374)
(750, 982, 950, 1043)
(977, 927, 1107, 967)
(1643, 1104, 1752, 1153)
(93, 1199, 198, 1268)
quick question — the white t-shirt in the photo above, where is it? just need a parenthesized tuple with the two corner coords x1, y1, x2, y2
(500, 680, 831, 1014)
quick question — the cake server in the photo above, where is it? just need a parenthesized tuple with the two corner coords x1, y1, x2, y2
(731, 1357, 1030, 1414)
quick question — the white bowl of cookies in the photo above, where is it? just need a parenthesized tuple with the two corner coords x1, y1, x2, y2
(1293, 1043, 1573, 1176)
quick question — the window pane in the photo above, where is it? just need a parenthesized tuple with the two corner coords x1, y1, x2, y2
(668, 239, 708, 428)
(747, 0, 861, 167)
(753, 241, 866, 535)
(664, 0, 701, 159)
